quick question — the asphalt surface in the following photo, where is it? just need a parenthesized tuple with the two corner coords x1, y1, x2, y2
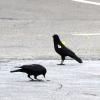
(0, 59, 100, 100)
(0, 0, 100, 59)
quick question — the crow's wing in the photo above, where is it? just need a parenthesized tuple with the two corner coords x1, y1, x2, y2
(60, 46, 76, 56)
(18, 64, 46, 72)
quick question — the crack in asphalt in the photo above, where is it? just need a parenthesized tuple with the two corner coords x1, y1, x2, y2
(45, 80, 63, 91)
(58, 83, 63, 90)
(55, 83, 63, 91)
(83, 92, 97, 96)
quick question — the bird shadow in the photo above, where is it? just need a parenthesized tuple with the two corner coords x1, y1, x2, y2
(57, 64, 66, 66)
(29, 79, 44, 82)
(29, 79, 51, 82)
(13, 79, 50, 83)
(57, 62, 82, 66)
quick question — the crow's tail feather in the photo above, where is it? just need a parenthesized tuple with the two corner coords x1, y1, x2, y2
(10, 69, 21, 73)
(74, 56, 83, 63)
(14, 66, 21, 68)
(71, 55, 83, 63)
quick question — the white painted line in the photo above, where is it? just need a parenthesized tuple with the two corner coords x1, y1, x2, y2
(72, 33, 100, 36)
(72, 0, 100, 6)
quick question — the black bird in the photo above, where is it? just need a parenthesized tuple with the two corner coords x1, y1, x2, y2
(10, 64, 47, 80)
(53, 34, 83, 65)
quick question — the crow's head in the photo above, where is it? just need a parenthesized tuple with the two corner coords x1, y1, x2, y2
(53, 34, 61, 43)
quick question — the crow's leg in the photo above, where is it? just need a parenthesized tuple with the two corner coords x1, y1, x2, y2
(34, 75, 37, 80)
(34, 76, 43, 81)
(61, 56, 65, 65)
(27, 74, 34, 81)
(58, 56, 65, 65)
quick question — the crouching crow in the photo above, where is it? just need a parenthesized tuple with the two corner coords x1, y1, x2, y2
(10, 64, 47, 80)
(53, 34, 83, 65)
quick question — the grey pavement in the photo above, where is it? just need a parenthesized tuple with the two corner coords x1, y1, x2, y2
(0, 60, 100, 100)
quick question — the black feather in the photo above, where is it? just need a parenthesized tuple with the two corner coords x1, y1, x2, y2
(53, 34, 83, 65)
(10, 64, 47, 80)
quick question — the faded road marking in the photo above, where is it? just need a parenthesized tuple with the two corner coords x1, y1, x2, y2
(72, 0, 100, 6)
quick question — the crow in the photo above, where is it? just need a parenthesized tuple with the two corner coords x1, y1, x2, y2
(53, 34, 83, 65)
(10, 64, 47, 80)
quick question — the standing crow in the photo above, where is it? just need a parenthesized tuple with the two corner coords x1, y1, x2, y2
(53, 34, 83, 65)
(10, 64, 47, 80)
